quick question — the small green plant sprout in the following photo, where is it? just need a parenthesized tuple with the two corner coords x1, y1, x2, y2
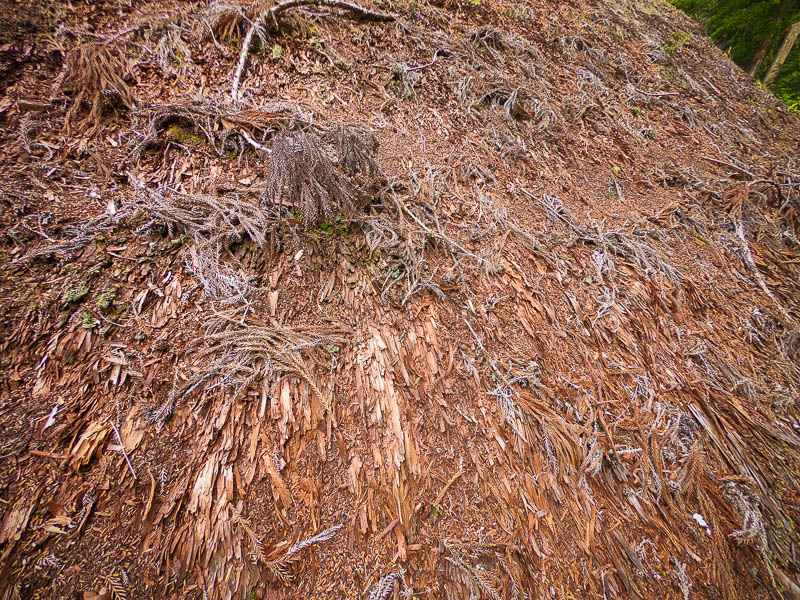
(79, 310, 99, 329)
(610, 165, 622, 174)
(272, 44, 283, 60)
(168, 124, 202, 144)
(62, 281, 89, 304)
(430, 503, 441, 522)
(166, 234, 188, 253)
(96, 286, 118, 311)
(664, 30, 690, 61)
(319, 215, 349, 236)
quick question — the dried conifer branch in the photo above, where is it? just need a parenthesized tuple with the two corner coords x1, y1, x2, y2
(534, 192, 682, 286)
(13, 208, 132, 264)
(131, 182, 276, 247)
(201, 321, 346, 407)
(133, 100, 311, 157)
(261, 523, 344, 582)
(366, 573, 399, 600)
(144, 311, 350, 425)
(730, 219, 794, 326)
(130, 180, 277, 311)
(442, 543, 502, 600)
(264, 126, 379, 224)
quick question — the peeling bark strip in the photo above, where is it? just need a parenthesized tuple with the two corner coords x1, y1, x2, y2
(231, 0, 395, 100)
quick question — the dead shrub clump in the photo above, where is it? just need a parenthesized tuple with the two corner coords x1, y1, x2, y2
(58, 43, 135, 134)
(133, 100, 311, 158)
(478, 84, 532, 121)
(264, 125, 380, 224)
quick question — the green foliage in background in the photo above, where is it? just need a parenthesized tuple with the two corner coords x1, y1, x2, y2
(669, 0, 800, 107)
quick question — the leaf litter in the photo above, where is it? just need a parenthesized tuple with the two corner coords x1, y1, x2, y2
(1, 0, 800, 599)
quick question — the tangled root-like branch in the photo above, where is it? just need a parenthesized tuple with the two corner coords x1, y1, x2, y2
(58, 43, 135, 135)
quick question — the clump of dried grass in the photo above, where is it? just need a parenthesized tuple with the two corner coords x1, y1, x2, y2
(387, 60, 422, 98)
(264, 124, 380, 224)
(113, 10, 195, 76)
(364, 211, 443, 304)
(58, 43, 135, 134)
(468, 25, 509, 52)
(361, 168, 525, 304)
(184, 246, 256, 305)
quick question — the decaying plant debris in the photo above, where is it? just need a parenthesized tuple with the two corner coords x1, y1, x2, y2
(57, 42, 136, 135)
(263, 124, 379, 223)
(2, 0, 800, 599)
(132, 100, 312, 157)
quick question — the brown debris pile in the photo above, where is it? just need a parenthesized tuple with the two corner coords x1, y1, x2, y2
(1, 0, 800, 599)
